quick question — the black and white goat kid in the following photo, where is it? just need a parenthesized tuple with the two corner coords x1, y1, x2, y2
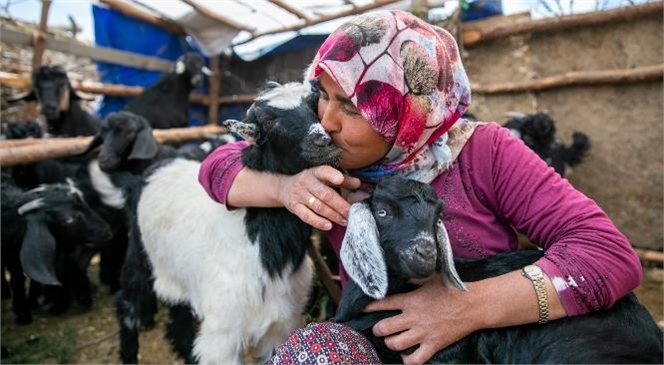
(116, 81, 340, 364)
(334, 176, 663, 364)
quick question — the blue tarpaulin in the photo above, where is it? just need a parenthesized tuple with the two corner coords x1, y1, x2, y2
(92, 4, 208, 126)
(92, 5, 330, 126)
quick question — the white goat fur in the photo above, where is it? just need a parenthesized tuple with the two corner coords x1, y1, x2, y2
(137, 158, 313, 365)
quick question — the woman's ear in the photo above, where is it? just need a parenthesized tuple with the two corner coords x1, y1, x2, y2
(341, 201, 388, 299)
(435, 219, 467, 291)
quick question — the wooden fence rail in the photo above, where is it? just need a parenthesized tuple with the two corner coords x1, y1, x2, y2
(0, 124, 226, 167)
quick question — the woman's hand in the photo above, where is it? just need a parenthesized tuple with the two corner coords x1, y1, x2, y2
(277, 165, 361, 231)
(364, 276, 481, 365)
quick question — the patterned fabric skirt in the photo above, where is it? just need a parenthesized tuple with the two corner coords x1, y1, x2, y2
(266, 321, 382, 365)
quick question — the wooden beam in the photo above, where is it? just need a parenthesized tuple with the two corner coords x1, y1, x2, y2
(179, 0, 255, 33)
(32, 0, 52, 69)
(268, 0, 313, 23)
(0, 124, 227, 167)
(99, 0, 187, 36)
(463, 1, 664, 47)
(0, 72, 31, 89)
(232, 0, 402, 46)
(471, 64, 664, 94)
(2, 71, 256, 106)
(1, 26, 173, 72)
(635, 248, 664, 264)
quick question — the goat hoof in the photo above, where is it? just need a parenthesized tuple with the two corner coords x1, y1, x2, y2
(140, 318, 156, 331)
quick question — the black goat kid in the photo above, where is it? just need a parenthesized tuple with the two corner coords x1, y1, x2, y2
(10, 65, 100, 137)
(503, 112, 590, 176)
(334, 176, 663, 364)
(82, 110, 179, 175)
(123, 52, 211, 129)
(1, 180, 112, 323)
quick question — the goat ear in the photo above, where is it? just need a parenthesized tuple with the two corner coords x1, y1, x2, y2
(79, 133, 104, 156)
(20, 217, 61, 286)
(341, 201, 388, 299)
(201, 66, 213, 76)
(436, 219, 467, 291)
(128, 127, 159, 160)
(175, 60, 186, 74)
(221, 119, 258, 144)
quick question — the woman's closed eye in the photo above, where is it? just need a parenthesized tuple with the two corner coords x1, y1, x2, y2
(341, 103, 360, 116)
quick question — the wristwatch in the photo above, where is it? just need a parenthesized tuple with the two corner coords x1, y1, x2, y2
(522, 264, 550, 324)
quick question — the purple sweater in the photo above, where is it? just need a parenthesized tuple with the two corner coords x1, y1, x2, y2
(198, 122, 642, 316)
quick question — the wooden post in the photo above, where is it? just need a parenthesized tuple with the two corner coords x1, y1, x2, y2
(32, 0, 52, 70)
(207, 55, 221, 125)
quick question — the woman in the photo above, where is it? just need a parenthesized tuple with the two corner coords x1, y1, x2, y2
(198, 10, 641, 365)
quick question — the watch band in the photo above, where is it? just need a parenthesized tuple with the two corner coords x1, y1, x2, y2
(522, 264, 550, 324)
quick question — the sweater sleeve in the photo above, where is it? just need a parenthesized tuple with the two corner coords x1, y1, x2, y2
(480, 123, 642, 316)
(198, 141, 249, 205)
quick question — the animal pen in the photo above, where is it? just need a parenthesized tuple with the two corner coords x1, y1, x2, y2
(0, 0, 662, 363)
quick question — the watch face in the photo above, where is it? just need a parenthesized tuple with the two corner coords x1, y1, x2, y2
(524, 265, 541, 277)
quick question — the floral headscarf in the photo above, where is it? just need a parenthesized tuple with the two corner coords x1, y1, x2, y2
(308, 10, 478, 183)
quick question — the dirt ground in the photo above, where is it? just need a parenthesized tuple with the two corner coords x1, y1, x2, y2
(1, 261, 662, 364)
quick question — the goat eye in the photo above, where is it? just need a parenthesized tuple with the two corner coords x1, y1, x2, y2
(376, 209, 388, 218)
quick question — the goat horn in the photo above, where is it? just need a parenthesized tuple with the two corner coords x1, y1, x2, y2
(18, 198, 44, 215)
(65, 178, 83, 199)
(175, 60, 186, 74)
(23, 185, 48, 195)
(201, 66, 213, 76)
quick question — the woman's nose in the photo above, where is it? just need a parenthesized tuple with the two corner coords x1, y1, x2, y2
(320, 109, 340, 133)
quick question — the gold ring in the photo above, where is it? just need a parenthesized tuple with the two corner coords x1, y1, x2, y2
(307, 195, 317, 209)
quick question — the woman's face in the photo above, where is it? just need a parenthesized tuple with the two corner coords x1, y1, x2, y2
(317, 72, 390, 170)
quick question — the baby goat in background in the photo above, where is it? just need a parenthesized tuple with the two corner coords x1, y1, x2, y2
(503, 112, 590, 176)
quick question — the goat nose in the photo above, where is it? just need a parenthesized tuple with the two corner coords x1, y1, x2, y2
(42, 104, 57, 113)
(312, 133, 332, 147)
(413, 242, 436, 259)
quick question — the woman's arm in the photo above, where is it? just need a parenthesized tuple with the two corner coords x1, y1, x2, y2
(485, 123, 642, 314)
(198, 141, 361, 230)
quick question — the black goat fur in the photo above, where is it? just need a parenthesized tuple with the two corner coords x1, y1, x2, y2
(123, 52, 209, 129)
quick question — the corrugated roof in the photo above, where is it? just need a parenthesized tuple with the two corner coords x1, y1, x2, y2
(112, 0, 412, 59)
